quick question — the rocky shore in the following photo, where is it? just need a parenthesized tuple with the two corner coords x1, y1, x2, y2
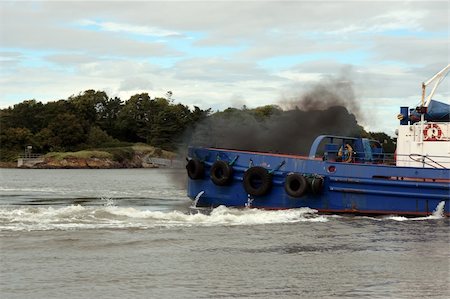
(33, 155, 151, 169)
(9, 145, 182, 169)
(0, 162, 16, 168)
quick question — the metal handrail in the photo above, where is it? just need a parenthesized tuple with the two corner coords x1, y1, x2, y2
(18, 154, 44, 159)
(323, 150, 449, 168)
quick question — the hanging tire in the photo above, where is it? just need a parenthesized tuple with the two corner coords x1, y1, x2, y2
(210, 160, 233, 186)
(186, 158, 204, 180)
(284, 173, 308, 197)
(243, 166, 272, 196)
(309, 176, 324, 195)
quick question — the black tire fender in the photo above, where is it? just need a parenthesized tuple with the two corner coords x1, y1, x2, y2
(284, 173, 308, 197)
(186, 158, 204, 180)
(309, 176, 324, 195)
(210, 160, 233, 186)
(243, 166, 272, 196)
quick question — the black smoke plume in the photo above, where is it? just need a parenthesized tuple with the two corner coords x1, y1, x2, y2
(188, 77, 363, 156)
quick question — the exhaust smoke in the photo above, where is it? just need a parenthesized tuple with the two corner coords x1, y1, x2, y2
(189, 77, 363, 155)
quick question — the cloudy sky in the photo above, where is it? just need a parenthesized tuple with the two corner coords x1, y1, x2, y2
(0, 0, 449, 134)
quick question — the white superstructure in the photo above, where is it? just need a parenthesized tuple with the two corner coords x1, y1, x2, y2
(396, 122, 450, 168)
(395, 64, 450, 169)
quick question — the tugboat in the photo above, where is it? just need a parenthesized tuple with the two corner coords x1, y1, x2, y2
(186, 65, 450, 216)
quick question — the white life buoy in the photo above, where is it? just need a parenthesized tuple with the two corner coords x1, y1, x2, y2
(423, 123, 443, 141)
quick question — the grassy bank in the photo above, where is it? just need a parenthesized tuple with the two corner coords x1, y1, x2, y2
(45, 150, 113, 160)
(44, 144, 175, 161)
(9, 143, 178, 168)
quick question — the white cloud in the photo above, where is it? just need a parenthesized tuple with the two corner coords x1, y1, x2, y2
(0, 1, 448, 134)
(77, 19, 182, 38)
(119, 77, 153, 91)
(328, 9, 426, 35)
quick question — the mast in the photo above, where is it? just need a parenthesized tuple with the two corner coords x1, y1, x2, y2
(421, 64, 450, 107)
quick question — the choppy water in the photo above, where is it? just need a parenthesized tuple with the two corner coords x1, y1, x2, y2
(0, 169, 449, 298)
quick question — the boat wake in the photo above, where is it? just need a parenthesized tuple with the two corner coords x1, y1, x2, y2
(381, 201, 446, 221)
(0, 202, 328, 231)
(1, 201, 446, 231)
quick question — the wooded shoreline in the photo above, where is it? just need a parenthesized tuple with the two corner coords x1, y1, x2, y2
(2, 89, 396, 167)
(8, 145, 180, 169)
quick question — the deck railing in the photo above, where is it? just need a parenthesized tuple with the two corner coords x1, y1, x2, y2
(324, 150, 449, 169)
(18, 154, 44, 159)
(17, 154, 45, 167)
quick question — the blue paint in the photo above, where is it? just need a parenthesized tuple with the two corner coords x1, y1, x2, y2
(186, 135, 450, 216)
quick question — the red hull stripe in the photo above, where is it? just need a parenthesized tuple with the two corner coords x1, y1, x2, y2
(258, 207, 449, 217)
(317, 208, 449, 217)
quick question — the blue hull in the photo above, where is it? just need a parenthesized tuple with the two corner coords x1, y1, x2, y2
(187, 147, 450, 216)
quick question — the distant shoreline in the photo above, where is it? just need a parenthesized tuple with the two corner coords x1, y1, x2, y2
(0, 162, 16, 168)
(3, 145, 182, 169)
(3, 157, 182, 169)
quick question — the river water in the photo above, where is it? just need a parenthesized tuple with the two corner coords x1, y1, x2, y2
(0, 168, 448, 298)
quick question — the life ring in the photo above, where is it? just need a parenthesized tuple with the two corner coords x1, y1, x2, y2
(423, 123, 443, 141)
(338, 144, 353, 163)
(186, 158, 204, 180)
(210, 160, 233, 186)
(284, 173, 308, 198)
(309, 176, 324, 195)
(243, 166, 272, 196)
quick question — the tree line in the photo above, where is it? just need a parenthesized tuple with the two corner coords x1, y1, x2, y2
(0, 90, 210, 161)
(0, 89, 395, 161)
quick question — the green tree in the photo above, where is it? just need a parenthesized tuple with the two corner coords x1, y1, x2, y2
(1, 100, 45, 133)
(97, 96, 123, 137)
(148, 102, 184, 149)
(116, 93, 153, 142)
(47, 113, 86, 151)
(0, 127, 33, 149)
(33, 128, 53, 153)
(69, 90, 109, 125)
(251, 105, 282, 121)
(0, 127, 33, 160)
(368, 131, 396, 153)
(40, 99, 77, 129)
(86, 126, 119, 148)
(190, 106, 211, 123)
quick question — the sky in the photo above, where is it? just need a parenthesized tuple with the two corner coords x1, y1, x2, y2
(0, 0, 449, 135)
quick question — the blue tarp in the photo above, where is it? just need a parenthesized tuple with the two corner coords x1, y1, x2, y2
(409, 100, 450, 123)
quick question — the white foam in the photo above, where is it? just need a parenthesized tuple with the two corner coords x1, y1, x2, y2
(191, 191, 204, 207)
(383, 201, 446, 221)
(101, 197, 116, 207)
(0, 205, 327, 231)
(3, 201, 444, 231)
(0, 204, 328, 231)
(431, 201, 446, 218)
(0, 187, 65, 193)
